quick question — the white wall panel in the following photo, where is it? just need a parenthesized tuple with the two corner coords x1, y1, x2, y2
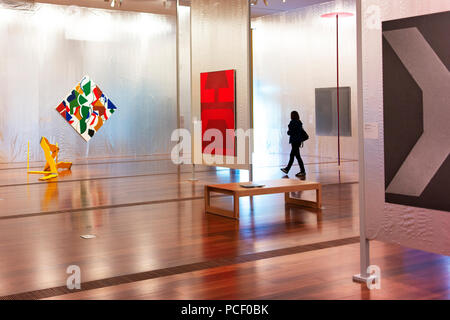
(190, 0, 251, 169)
(0, 2, 176, 163)
(252, 0, 358, 165)
(361, 0, 450, 255)
(178, 4, 191, 132)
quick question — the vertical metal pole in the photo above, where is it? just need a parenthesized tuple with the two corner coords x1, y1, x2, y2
(353, 0, 370, 283)
(188, 163, 198, 182)
(191, 164, 196, 181)
(190, 0, 195, 172)
(186, 1, 198, 182)
(27, 141, 30, 171)
(336, 14, 341, 167)
(248, 2, 254, 182)
(176, 0, 181, 177)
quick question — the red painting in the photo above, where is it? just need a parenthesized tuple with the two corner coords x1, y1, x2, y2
(201, 69, 236, 156)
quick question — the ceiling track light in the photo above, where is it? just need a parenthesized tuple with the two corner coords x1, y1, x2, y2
(250, 0, 286, 6)
(163, 0, 175, 9)
(104, 0, 122, 8)
(104, 0, 175, 9)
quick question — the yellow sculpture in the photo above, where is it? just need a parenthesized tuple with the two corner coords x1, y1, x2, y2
(27, 137, 72, 181)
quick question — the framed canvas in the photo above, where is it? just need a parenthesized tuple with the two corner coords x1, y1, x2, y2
(200, 69, 236, 156)
(56, 76, 117, 142)
(315, 87, 352, 137)
(382, 11, 450, 212)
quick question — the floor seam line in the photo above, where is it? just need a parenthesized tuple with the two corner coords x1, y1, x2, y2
(0, 236, 360, 300)
(0, 182, 359, 221)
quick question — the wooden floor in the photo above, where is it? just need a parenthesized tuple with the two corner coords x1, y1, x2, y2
(0, 156, 448, 300)
(46, 241, 450, 300)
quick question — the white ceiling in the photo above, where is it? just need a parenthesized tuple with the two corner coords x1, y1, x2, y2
(31, 0, 332, 17)
(33, 0, 177, 15)
(250, 0, 332, 18)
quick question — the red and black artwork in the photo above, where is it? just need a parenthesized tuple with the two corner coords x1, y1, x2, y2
(201, 69, 236, 156)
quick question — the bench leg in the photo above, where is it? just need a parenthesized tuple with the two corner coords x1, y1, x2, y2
(204, 189, 239, 220)
(234, 194, 240, 219)
(285, 189, 321, 209)
(316, 185, 322, 209)
(285, 192, 290, 203)
(204, 186, 210, 214)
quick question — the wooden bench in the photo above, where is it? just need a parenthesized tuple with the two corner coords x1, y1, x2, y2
(205, 179, 322, 220)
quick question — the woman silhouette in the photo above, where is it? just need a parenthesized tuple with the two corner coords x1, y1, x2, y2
(281, 111, 306, 177)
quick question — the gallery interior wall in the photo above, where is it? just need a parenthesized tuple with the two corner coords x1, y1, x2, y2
(178, 4, 191, 133)
(190, 0, 251, 170)
(0, 2, 177, 163)
(361, 0, 450, 255)
(252, 0, 358, 165)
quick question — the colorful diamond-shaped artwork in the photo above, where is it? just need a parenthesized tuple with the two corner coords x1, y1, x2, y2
(56, 76, 117, 141)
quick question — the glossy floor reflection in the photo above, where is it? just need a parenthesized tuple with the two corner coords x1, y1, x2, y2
(0, 157, 360, 297)
(48, 240, 450, 300)
(0, 159, 358, 219)
(1, 157, 449, 300)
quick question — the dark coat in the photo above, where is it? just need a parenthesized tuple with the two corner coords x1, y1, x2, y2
(287, 119, 304, 144)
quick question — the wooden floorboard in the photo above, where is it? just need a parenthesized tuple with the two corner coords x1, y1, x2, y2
(1, 158, 447, 300)
(0, 237, 360, 300)
(0, 161, 358, 219)
(0, 159, 360, 297)
(0, 183, 360, 297)
(45, 241, 450, 300)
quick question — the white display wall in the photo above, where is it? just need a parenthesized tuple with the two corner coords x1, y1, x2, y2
(252, 0, 358, 165)
(190, 0, 251, 170)
(178, 4, 191, 132)
(360, 0, 450, 255)
(0, 2, 176, 163)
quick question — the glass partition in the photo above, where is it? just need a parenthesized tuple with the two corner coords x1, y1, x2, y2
(0, 1, 177, 163)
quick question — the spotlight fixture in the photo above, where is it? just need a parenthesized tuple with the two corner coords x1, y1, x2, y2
(104, 0, 122, 8)
(163, 0, 175, 9)
(249, 0, 271, 6)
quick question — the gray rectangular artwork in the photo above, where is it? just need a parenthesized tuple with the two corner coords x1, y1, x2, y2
(382, 11, 450, 212)
(315, 87, 351, 137)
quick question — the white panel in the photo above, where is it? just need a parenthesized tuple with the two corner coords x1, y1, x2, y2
(361, 0, 450, 255)
(252, 0, 358, 166)
(178, 4, 191, 132)
(190, 0, 251, 169)
(0, 2, 176, 163)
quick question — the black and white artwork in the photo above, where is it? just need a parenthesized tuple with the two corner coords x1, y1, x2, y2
(383, 11, 450, 212)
